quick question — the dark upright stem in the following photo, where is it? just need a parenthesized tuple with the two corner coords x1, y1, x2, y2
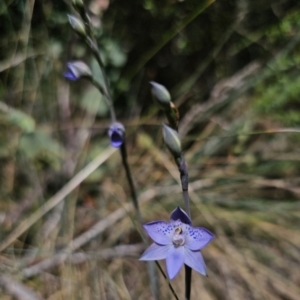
(185, 264, 192, 300)
(178, 154, 192, 300)
(119, 141, 141, 222)
(120, 142, 161, 299)
(178, 155, 190, 217)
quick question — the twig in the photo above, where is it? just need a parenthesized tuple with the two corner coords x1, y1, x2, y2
(66, 244, 145, 264)
(0, 275, 44, 300)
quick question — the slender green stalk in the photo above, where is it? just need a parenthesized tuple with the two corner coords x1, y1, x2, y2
(90, 45, 114, 104)
(77, 4, 116, 122)
(90, 78, 116, 122)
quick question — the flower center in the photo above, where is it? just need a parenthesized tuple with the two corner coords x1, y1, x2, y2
(172, 226, 185, 247)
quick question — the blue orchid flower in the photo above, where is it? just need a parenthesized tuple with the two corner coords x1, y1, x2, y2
(140, 207, 214, 280)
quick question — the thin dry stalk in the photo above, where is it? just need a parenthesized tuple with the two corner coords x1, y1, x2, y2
(0, 275, 44, 300)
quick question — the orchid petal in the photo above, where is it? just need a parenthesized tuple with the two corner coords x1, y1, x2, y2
(143, 221, 173, 245)
(64, 71, 77, 81)
(184, 248, 207, 276)
(139, 243, 170, 261)
(166, 246, 185, 280)
(170, 207, 192, 225)
(185, 227, 214, 250)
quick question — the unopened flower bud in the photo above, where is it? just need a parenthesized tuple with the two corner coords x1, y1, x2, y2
(72, 0, 84, 12)
(68, 15, 86, 37)
(108, 122, 125, 148)
(64, 61, 92, 81)
(162, 124, 181, 158)
(150, 81, 171, 109)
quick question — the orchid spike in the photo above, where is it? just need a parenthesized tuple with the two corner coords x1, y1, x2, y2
(140, 207, 214, 280)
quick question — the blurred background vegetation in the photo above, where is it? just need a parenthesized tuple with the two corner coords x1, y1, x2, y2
(1, 0, 300, 299)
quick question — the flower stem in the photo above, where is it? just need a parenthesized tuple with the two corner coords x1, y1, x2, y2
(178, 154, 192, 300)
(119, 141, 141, 223)
(79, 13, 117, 123)
(185, 265, 192, 300)
(179, 155, 190, 217)
(88, 46, 117, 122)
(90, 78, 116, 122)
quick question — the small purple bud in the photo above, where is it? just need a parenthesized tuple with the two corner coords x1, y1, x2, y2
(108, 122, 125, 148)
(64, 61, 92, 81)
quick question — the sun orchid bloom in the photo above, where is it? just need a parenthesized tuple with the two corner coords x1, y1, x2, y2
(108, 122, 125, 148)
(140, 207, 214, 280)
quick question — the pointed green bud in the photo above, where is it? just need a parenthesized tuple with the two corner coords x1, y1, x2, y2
(72, 0, 84, 12)
(162, 123, 182, 158)
(68, 15, 86, 37)
(150, 81, 171, 109)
